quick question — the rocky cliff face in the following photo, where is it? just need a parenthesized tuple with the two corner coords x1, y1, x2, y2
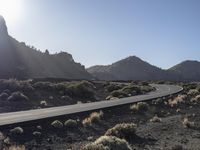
(0, 16, 92, 79)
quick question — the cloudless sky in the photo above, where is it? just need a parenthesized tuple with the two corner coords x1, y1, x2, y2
(5, 0, 200, 69)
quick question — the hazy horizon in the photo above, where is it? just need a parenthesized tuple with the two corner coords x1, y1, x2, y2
(1, 0, 200, 69)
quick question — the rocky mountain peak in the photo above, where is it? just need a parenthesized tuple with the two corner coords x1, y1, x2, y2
(0, 15, 8, 35)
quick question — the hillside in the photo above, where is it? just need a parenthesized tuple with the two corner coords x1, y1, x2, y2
(168, 60, 200, 81)
(87, 56, 175, 81)
(0, 16, 92, 79)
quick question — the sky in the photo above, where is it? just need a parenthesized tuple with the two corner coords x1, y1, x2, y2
(2, 0, 200, 69)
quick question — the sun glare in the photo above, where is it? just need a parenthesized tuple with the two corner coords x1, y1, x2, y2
(0, 0, 22, 23)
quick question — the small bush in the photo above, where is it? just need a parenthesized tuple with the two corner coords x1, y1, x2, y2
(51, 120, 63, 129)
(188, 89, 199, 97)
(110, 90, 128, 98)
(105, 123, 137, 140)
(82, 111, 104, 126)
(40, 100, 47, 107)
(67, 81, 95, 98)
(191, 95, 200, 102)
(182, 118, 195, 128)
(7, 92, 29, 102)
(0, 79, 33, 92)
(106, 84, 123, 92)
(130, 102, 149, 113)
(168, 95, 186, 107)
(64, 119, 78, 128)
(82, 136, 132, 150)
(150, 115, 162, 123)
(10, 127, 24, 136)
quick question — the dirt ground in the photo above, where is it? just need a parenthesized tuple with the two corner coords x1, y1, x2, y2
(1, 82, 200, 150)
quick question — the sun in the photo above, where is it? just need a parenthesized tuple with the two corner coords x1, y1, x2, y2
(0, 0, 23, 23)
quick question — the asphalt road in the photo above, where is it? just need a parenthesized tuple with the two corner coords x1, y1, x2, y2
(0, 84, 183, 126)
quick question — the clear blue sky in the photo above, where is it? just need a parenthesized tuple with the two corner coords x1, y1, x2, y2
(6, 0, 200, 69)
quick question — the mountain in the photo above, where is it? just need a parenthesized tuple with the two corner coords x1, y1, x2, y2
(87, 56, 175, 81)
(0, 16, 92, 79)
(168, 60, 200, 81)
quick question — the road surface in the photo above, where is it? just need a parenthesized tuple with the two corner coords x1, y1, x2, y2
(0, 84, 183, 126)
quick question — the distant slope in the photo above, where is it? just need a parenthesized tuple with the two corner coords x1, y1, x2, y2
(168, 60, 200, 81)
(87, 56, 174, 81)
(0, 16, 92, 79)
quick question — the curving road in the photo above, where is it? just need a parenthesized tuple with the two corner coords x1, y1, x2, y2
(0, 84, 182, 126)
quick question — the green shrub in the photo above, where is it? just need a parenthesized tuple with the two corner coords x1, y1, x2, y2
(121, 85, 141, 95)
(130, 102, 149, 113)
(106, 84, 123, 92)
(10, 127, 24, 136)
(7, 92, 29, 102)
(67, 81, 95, 98)
(110, 90, 128, 98)
(51, 120, 63, 129)
(0, 79, 33, 92)
(82, 136, 132, 150)
(64, 119, 78, 128)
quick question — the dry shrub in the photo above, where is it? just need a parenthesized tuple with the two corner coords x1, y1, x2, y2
(168, 95, 187, 107)
(105, 123, 137, 140)
(82, 111, 104, 126)
(130, 102, 149, 113)
(150, 115, 162, 123)
(191, 95, 200, 103)
(182, 118, 195, 128)
(82, 136, 132, 150)
(188, 89, 199, 97)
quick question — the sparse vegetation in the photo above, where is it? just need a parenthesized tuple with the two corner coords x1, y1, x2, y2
(82, 136, 132, 150)
(187, 89, 199, 97)
(182, 117, 195, 128)
(82, 111, 104, 126)
(64, 119, 78, 128)
(168, 95, 187, 107)
(51, 120, 63, 129)
(105, 123, 137, 140)
(150, 115, 162, 123)
(10, 127, 24, 136)
(130, 102, 149, 113)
